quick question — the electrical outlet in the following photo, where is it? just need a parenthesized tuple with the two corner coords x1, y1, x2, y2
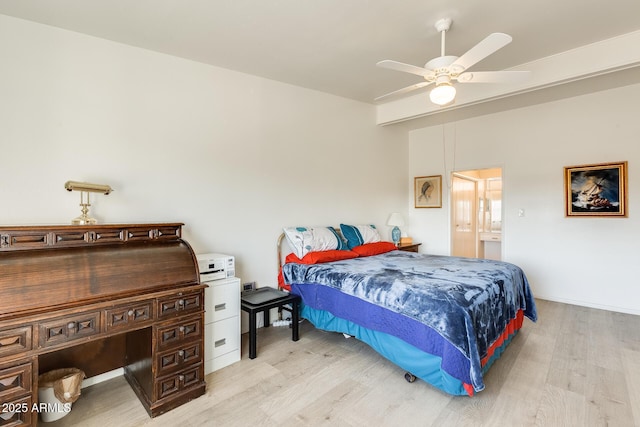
(242, 281, 256, 292)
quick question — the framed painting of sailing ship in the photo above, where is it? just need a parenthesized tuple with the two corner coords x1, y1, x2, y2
(564, 161, 627, 217)
(415, 175, 442, 208)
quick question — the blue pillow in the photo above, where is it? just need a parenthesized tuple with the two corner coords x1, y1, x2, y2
(339, 224, 381, 249)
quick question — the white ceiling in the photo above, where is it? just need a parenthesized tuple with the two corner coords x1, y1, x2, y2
(1, 0, 640, 108)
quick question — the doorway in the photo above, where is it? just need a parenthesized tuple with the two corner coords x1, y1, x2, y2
(451, 174, 477, 258)
(451, 168, 502, 260)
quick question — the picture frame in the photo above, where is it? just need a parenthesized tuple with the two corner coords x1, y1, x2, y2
(564, 161, 627, 217)
(414, 175, 442, 208)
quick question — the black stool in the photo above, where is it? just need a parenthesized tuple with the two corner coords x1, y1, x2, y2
(240, 288, 301, 359)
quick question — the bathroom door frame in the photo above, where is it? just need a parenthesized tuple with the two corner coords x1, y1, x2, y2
(450, 167, 503, 259)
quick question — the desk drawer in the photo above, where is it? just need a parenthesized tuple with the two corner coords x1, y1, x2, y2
(156, 315, 203, 351)
(0, 231, 48, 250)
(155, 364, 203, 401)
(0, 394, 32, 427)
(0, 327, 32, 359)
(156, 341, 203, 377)
(157, 291, 203, 319)
(0, 362, 32, 402)
(38, 312, 100, 348)
(105, 301, 154, 332)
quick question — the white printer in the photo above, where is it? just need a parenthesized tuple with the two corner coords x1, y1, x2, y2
(197, 253, 235, 281)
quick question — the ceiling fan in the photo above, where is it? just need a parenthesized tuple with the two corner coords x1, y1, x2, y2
(375, 18, 530, 106)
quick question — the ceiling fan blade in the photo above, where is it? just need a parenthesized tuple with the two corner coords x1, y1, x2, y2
(457, 70, 531, 83)
(374, 81, 433, 102)
(377, 60, 432, 77)
(450, 33, 513, 72)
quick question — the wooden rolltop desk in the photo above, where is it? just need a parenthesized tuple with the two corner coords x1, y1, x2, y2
(0, 223, 206, 425)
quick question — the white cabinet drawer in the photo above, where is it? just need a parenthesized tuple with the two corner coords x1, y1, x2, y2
(480, 232, 502, 242)
(204, 278, 240, 323)
(205, 317, 240, 360)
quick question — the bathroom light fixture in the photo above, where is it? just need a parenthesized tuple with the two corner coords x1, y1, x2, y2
(386, 212, 405, 246)
(64, 180, 113, 225)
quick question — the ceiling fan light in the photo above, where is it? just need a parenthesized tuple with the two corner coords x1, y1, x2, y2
(429, 83, 456, 106)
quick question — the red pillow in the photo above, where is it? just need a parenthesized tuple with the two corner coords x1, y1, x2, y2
(352, 241, 397, 257)
(285, 249, 359, 265)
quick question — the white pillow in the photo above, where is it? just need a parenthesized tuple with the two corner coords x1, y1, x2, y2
(283, 227, 347, 258)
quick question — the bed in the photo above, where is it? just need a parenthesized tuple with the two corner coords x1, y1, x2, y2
(278, 224, 537, 396)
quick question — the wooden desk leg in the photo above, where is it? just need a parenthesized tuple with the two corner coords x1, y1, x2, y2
(292, 299, 299, 342)
(249, 308, 257, 359)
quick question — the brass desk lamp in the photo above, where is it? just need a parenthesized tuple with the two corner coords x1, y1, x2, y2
(64, 181, 113, 225)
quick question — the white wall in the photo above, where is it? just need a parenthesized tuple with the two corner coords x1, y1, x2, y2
(0, 15, 408, 288)
(408, 83, 640, 315)
(5, 13, 636, 318)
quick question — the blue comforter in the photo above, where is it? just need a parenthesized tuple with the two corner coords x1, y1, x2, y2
(282, 251, 537, 391)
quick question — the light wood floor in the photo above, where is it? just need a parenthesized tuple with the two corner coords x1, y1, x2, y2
(47, 299, 640, 426)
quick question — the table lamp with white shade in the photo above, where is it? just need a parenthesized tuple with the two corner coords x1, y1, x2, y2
(386, 212, 405, 246)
